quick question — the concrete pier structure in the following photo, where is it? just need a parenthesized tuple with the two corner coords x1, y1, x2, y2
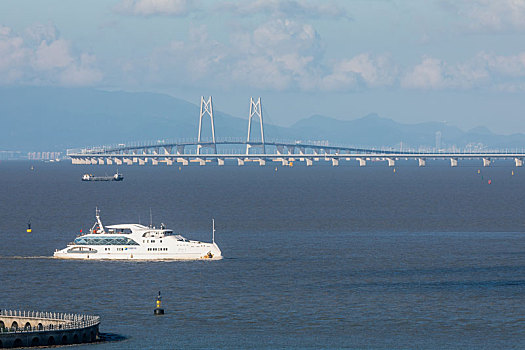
(0, 310, 100, 348)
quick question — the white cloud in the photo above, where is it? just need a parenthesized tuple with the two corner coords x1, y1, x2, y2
(443, 0, 525, 32)
(34, 39, 73, 70)
(322, 54, 396, 90)
(60, 54, 104, 86)
(24, 23, 58, 44)
(480, 52, 525, 77)
(401, 57, 446, 89)
(0, 24, 102, 86)
(218, 0, 350, 20)
(400, 52, 525, 90)
(401, 56, 489, 90)
(115, 0, 192, 16)
(144, 19, 324, 90)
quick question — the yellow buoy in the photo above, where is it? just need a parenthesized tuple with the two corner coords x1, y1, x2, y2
(512, 170, 514, 176)
(179, 167, 181, 171)
(393, 168, 396, 173)
(477, 169, 480, 174)
(154, 291, 164, 315)
(275, 167, 278, 171)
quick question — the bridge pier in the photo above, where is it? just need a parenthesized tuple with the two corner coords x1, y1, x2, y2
(177, 158, 188, 166)
(194, 158, 206, 166)
(306, 158, 313, 166)
(138, 158, 146, 165)
(237, 158, 244, 166)
(418, 158, 426, 167)
(483, 157, 491, 167)
(151, 158, 159, 165)
(331, 158, 339, 166)
(450, 158, 458, 167)
(386, 158, 395, 167)
(257, 159, 265, 166)
(356, 158, 366, 167)
(165, 158, 174, 165)
(123, 158, 132, 165)
(114, 158, 122, 165)
(281, 158, 289, 166)
(217, 158, 225, 166)
(515, 158, 523, 167)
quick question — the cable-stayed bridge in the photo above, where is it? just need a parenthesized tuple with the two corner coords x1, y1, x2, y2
(68, 97, 525, 168)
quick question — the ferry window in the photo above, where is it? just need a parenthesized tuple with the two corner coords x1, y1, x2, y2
(160, 240, 162, 243)
(117, 228, 133, 234)
(74, 236, 139, 246)
(142, 231, 155, 237)
(151, 240, 155, 243)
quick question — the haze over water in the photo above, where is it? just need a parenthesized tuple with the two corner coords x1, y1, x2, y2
(1, 161, 524, 349)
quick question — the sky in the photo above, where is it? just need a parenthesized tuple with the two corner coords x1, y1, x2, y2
(1, 0, 525, 134)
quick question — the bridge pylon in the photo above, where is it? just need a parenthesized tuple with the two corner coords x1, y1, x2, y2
(197, 96, 217, 155)
(246, 97, 265, 155)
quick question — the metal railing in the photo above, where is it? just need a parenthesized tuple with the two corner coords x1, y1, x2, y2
(0, 310, 100, 334)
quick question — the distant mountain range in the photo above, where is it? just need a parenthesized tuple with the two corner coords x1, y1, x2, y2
(1, 87, 524, 151)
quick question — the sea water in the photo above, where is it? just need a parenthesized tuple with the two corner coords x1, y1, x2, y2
(0, 161, 524, 349)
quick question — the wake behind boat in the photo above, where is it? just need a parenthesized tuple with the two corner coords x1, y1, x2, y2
(53, 209, 222, 260)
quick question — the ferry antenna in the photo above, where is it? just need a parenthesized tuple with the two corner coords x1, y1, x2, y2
(212, 218, 215, 244)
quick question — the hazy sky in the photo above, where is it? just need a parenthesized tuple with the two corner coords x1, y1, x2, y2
(1, 0, 525, 133)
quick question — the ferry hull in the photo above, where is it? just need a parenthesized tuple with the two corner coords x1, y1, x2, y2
(53, 243, 222, 261)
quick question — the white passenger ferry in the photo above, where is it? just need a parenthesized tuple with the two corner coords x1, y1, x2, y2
(54, 209, 222, 260)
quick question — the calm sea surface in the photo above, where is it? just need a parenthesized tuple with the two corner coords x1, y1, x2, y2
(1, 160, 524, 349)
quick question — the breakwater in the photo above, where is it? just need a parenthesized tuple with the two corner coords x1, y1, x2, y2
(0, 310, 99, 348)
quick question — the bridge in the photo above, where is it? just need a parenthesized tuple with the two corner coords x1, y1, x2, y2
(68, 97, 525, 168)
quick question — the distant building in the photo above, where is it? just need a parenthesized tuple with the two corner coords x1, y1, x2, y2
(435, 131, 442, 151)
